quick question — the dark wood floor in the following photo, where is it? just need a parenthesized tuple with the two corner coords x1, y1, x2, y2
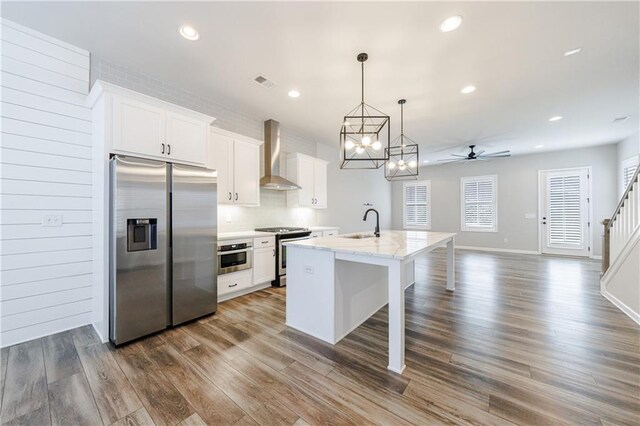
(1, 250, 638, 425)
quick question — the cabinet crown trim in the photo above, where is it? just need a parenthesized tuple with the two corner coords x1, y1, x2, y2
(87, 80, 215, 123)
(210, 127, 263, 146)
(287, 152, 329, 165)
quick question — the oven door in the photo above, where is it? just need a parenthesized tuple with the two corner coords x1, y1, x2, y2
(218, 248, 253, 275)
(278, 236, 310, 276)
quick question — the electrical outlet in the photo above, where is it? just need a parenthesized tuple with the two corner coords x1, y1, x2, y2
(503, 237, 509, 243)
(42, 214, 63, 227)
(304, 265, 314, 274)
(225, 214, 232, 223)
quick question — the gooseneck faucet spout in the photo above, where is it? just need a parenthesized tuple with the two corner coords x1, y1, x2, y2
(363, 208, 380, 237)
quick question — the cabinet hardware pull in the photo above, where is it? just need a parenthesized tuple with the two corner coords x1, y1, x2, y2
(228, 192, 232, 200)
(161, 143, 165, 154)
(229, 283, 238, 288)
(273, 248, 275, 256)
(167, 144, 171, 155)
(235, 193, 238, 201)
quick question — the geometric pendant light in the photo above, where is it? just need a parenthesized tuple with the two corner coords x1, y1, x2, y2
(340, 53, 390, 169)
(385, 99, 419, 181)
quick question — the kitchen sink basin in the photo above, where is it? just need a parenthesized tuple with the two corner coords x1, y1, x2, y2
(342, 234, 376, 239)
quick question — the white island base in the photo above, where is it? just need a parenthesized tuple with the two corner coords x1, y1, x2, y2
(285, 231, 456, 374)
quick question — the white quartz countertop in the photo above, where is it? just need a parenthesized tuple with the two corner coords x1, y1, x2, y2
(308, 226, 340, 231)
(218, 231, 276, 241)
(283, 230, 455, 260)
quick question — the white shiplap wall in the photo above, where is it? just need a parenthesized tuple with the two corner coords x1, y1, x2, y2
(0, 19, 92, 347)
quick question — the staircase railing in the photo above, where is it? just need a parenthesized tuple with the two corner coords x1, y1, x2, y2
(603, 165, 640, 275)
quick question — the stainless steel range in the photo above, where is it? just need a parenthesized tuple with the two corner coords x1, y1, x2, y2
(255, 227, 312, 287)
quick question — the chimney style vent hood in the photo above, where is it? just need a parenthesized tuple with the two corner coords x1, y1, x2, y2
(260, 120, 302, 191)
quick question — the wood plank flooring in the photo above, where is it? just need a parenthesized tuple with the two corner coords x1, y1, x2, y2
(1, 250, 638, 425)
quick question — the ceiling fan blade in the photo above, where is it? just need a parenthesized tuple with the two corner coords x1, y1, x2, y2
(438, 158, 468, 163)
(475, 150, 485, 156)
(450, 154, 468, 158)
(486, 150, 511, 156)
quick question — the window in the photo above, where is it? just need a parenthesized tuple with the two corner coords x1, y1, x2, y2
(621, 155, 638, 195)
(547, 172, 584, 246)
(461, 175, 497, 232)
(403, 180, 431, 229)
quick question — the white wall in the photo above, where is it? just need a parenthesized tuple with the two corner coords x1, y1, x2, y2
(316, 144, 392, 233)
(0, 19, 92, 347)
(391, 144, 618, 257)
(617, 132, 640, 195)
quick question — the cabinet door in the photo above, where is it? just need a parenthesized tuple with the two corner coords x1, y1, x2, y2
(323, 230, 338, 237)
(253, 247, 275, 285)
(313, 160, 328, 208)
(297, 157, 316, 207)
(212, 133, 233, 204)
(310, 231, 322, 238)
(113, 96, 165, 158)
(232, 140, 260, 206)
(165, 111, 207, 165)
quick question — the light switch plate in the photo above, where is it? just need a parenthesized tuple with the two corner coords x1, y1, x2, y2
(42, 214, 63, 227)
(525, 213, 537, 219)
(304, 265, 314, 274)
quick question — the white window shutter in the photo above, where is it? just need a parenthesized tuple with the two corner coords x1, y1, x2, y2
(403, 181, 431, 229)
(461, 176, 497, 231)
(548, 174, 583, 245)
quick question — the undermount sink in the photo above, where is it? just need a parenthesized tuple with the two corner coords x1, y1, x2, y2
(342, 234, 376, 239)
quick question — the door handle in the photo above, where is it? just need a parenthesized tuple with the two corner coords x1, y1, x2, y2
(167, 144, 171, 155)
(228, 192, 232, 200)
(273, 248, 275, 256)
(235, 193, 238, 201)
(161, 143, 165, 154)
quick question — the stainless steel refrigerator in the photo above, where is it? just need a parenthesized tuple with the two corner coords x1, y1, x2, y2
(109, 155, 217, 345)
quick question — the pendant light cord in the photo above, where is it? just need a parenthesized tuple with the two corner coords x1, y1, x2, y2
(400, 102, 404, 159)
(361, 61, 365, 130)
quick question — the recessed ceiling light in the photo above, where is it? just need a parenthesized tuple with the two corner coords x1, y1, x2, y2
(423, 160, 429, 163)
(461, 85, 476, 94)
(179, 25, 199, 41)
(564, 47, 582, 57)
(440, 15, 463, 32)
(288, 90, 300, 98)
(535, 144, 544, 149)
(549, 116, 563, 122)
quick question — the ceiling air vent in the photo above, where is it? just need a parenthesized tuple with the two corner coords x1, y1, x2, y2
(253, 75, 276, 88)
(613, 116, 631, 123)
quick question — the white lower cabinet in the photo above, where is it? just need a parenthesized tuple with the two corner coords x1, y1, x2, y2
(323, 230, 338, 237)
(253, 236, 275, 285)
(218, 269, 252, 297)
(310, 231, 322, 238)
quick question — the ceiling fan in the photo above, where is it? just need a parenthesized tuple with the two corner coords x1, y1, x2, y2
(438, 145, 511, 163)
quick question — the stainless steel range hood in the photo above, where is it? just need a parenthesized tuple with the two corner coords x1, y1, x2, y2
(260, 119, 302, 191)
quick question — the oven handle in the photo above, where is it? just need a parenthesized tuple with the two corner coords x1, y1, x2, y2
(217, 248, 253, 255)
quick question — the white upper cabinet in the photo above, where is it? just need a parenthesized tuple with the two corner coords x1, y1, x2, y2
(165, 111, 208, 165)
(209, 128, 262, 206)
(88, 81, 214, 166)
(286, 153, 329, 209)
(113, 96, 166, 159)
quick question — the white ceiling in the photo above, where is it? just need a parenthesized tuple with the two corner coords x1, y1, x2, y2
(3, 1, 639, 162)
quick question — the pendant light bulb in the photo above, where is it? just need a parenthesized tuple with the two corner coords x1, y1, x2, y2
(355, 146, 365, 154)
(399, 164, 406, 170)
(388, 162, 396, 169)
(345, 140, 355, 150)
(398, 159, 405, 166)
(372, 141, 382, 151)
(408, 160, 417, 168)
(361, 136, 371, 146)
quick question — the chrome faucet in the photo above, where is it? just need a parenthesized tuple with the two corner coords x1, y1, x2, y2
(363, 208, 380, 237)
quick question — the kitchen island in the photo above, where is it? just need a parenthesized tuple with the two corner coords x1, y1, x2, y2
(284, 230, 455, 374)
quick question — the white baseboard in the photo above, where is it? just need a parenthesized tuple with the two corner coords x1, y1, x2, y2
(218, 282, 271, 303)
(601, 289, 640, 326)
(92, 322, 108, 344)
(593, 255, 602, 260)
(455, 245, 540, 255)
